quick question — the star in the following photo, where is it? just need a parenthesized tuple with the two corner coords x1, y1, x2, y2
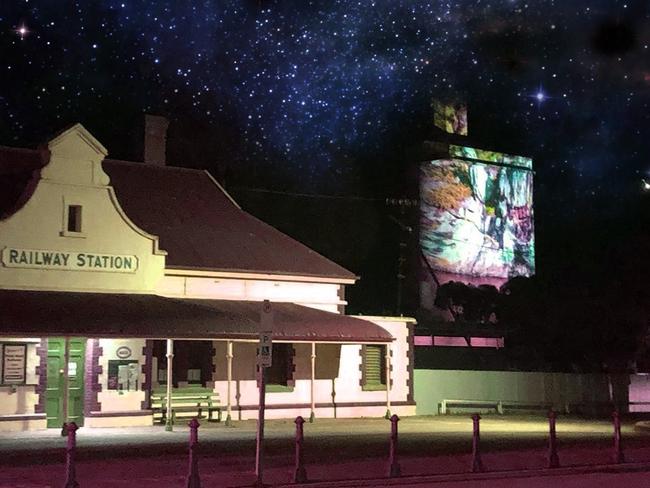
(15, 24, 29, 40)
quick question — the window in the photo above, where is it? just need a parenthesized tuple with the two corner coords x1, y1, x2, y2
(187, 368, 201, 384)
(67, 205, 82, 232)
(107, 360, 139, 391)
(152, 340, 213, 387)
(361, 345, 386, 391)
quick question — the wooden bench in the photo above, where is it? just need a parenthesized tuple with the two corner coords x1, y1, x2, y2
(151, 391, 221, 423)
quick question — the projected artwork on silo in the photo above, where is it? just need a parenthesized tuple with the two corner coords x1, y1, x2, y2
(420, 155, 535, 279)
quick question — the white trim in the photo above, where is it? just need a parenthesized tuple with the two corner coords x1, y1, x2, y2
(164, 268, 356, 284)
(60, 195, 86, 237)
(161, 292, 348, 308)
(355, 315, 417, 323)
(60, 230, 86, 238)
(0, 284, 158, 294)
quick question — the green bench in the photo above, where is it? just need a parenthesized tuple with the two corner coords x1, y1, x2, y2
(151, 389, 221, 423)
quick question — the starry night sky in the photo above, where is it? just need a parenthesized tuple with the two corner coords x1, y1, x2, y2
(1, 1, 649, 312)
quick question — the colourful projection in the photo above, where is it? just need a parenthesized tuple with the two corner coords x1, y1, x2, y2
(433, 100, 468, 136)
(420, 159, 535, 279)
(449, 145, 532, 170)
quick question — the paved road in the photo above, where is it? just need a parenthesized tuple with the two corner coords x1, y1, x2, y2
(1, 415, 649, 487)
(319, 471, 650, 488)
(2, 455, 650, 487)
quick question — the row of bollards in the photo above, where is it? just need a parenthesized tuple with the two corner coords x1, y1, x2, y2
(469, 410, 625, 474)
(63, 423, 79, 488)
(547, 410, 559, 468)
(61, 418, 204, 488)
(470, 413, 483, 472)
(387, 414, 401, 477)
(612, 410, 625, 464)
(294, 416, 308, 483)
(186, 418, 201, 488)
(544, 410, 624, 470)
(61, 409, 627, 486)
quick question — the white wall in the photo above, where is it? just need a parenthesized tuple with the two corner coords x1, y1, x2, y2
(158, 275, 343, 312)
(0, 124, 166, 294)
(96, 338, 146, 413)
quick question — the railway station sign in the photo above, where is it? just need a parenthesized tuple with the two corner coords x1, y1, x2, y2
(2, 247, 138, 273)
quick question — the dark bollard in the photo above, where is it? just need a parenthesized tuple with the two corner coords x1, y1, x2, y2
(293, 416, 308, 483)
(63, 422, 79, 488)
(612, 410, 625, 464)
(470, 414, 484, 473)
(547, 410, 560, 468)
(186, 418, 201, 488)
(387, 414, 401, 477)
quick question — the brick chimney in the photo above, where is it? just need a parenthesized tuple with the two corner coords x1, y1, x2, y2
(143, 114, 169, 165)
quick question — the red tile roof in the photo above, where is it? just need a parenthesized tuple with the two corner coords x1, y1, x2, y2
(0, 146, 355, 281)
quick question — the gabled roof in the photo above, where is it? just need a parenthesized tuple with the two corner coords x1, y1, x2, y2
(0, 145, 356, 281)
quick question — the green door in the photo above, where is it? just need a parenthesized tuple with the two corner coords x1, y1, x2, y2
(46, 338, 86, 428)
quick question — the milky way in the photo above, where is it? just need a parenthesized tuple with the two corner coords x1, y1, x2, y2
(1, 1, 648, 209)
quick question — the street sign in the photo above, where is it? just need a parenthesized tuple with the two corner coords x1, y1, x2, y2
(257, 331, 273, 367)
(261, 299, 273, 328)
(256, 299, 274, 485)
(258, 299, 274, 368)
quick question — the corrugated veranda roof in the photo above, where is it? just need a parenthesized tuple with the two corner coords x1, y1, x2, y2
(0, 290, 392, 343)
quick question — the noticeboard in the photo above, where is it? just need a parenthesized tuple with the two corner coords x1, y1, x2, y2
(2, 344, 26, 385)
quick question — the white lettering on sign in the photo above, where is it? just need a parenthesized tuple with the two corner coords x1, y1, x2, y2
(257, 331, 273, 368)
(1, 247, 138, 274)
(2, 344, 26, 384)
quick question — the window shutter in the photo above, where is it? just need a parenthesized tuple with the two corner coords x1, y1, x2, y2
(364, 345, 385, 385)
